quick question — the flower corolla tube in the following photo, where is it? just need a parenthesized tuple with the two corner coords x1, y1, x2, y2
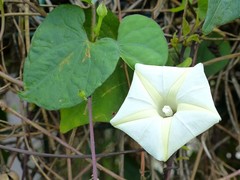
(110, 63, 221, 161)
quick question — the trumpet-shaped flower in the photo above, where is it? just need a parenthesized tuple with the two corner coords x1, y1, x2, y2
(110, 63, 221, 161)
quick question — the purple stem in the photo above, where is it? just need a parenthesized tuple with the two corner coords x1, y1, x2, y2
(164, 153, 175, 180)
(88, 96, 98, 179)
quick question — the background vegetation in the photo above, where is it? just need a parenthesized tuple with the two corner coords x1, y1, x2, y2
(0, 0, 239, 179)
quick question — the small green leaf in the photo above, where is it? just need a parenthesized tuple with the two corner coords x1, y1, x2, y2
(20, 5, 119, 110)
(181, 145, 190, 151)
(182, 17, 190, 36)
(118, 15, 168, 69)
(170, 32, 179, 48)
(202, 0, 240, 34)
(197, 0, 208, 20)
(184, 34, 200, 46)
(169, 0, 186, 12)
(193, 13, 201, 31)
(177, 57, 192, 67)
(60, 63, 129, 133)
(169, 0, 193, 12)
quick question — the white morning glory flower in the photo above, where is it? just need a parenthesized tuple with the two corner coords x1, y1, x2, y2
(110, 63, 221, 161)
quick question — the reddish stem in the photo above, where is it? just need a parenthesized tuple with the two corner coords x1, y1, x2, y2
(163, 153, 175, 180)
(88, 96, 98, 179)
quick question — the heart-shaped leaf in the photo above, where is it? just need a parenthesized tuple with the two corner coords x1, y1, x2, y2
(20, 5, 119, 110)
(60, 63, 130, 133)
(117, 15, 168, 69)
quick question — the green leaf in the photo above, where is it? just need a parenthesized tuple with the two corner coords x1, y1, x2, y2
(202, 0, 240, 34)
(184, 34, 200, 46)
(169, 0, 186, 12)
(186, 34, 200, 44)
(182, 17, 190, 36)
(170, 32, 179, 48)
(197, 0, 208, 20)
(100, 10, 119, 39)
(169, 0, 194, 13)
(197, 33, 231, 76)
(60, 63, 129, 133)
(177, 57, 192, 67)
(117, 15, 168, 69)
(20, 5, 119, 110)
(181, 145, 190, 151)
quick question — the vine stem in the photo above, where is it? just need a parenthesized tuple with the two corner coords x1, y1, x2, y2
(88, 96, 98, 180)
(91, 4, 96, 42)
(163, 153, 175, 180)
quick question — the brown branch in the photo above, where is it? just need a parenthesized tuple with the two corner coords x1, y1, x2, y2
(0, 143, 143, 159)
(203, 53, 240, 66)
(218, 169, 240, 180)
(0, 71, 23, 87)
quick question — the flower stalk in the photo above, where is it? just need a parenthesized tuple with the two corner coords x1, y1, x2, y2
(88, 97, 98, 180)
(94, 2, 107, 39)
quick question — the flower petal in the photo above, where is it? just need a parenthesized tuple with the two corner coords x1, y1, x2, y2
(110, 63, 221, 162)
(167, 103, 220, 157)
(135, 63, 190, 98)
(111, 112, 173, 161)
(135, 63, 192, 110)
(130, 70, 163, 109)
(110, 71, 159, 122)
(177, 63, 221, 115)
